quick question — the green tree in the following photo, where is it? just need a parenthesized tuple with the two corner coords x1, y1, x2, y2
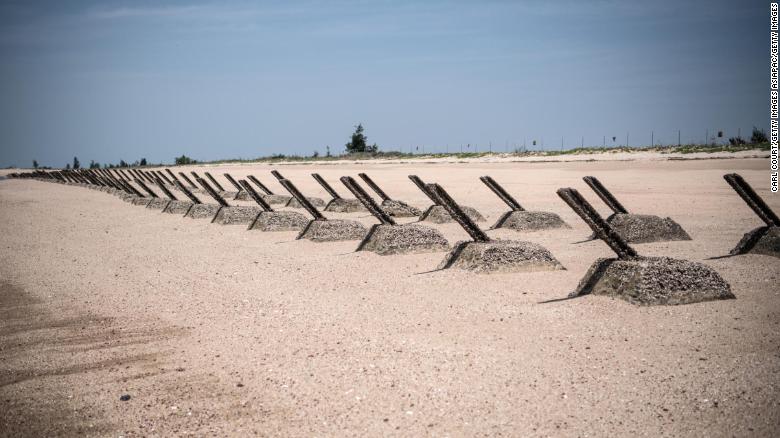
(175, 155, 197, 165)
(72, 156, 80, 169)
(751, 126, 768, 144)
(89, 160, 100, 169)
(32, 160, 38, 169)
(140, 158, 147, 166)
(345, 124, 378, 153)
(326, 145, 332, 157)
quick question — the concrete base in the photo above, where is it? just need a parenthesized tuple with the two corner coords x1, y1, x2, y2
(145, 198, 171, 210)
(357, 224, 450, 255)
(491, 210, 570, 231)
(324, 198, 367, 213)
(263, 194, 292, 205)
(438, 240, 564, 273)
(730, 226, 780, 258)
(297, 219, 368, 242)
(163, 200, 194, 214)
(286, 196, 326, 209)
(420, 205, 485, 224)
(572, 256, 734, 305)
(185, 204, 222, 219)
(605, 213, 691, 243)
(233, 191, 251, 201)
(381, 199, 421, 217)
(248, 211, 310, 231)
(212, 206, 263, 225)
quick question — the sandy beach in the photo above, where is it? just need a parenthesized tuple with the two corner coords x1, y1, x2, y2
(1, 154, 779, 436)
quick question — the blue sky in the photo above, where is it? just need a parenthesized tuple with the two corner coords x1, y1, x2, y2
(0, 0, 767, 167)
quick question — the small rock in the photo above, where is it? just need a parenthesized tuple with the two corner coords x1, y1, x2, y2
(119, 394, 131, 401)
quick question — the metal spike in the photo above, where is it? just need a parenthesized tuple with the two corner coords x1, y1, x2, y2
(583, 176, 629, 214)
(480, 176, 524, 211)
(312, 173, 341, 199)
(557, 188, 637, 259)
(427, 183, 490, 242)
(341, 176, 395, 225)
(278, 179, 325, 220)
(724, 173, 780, 226)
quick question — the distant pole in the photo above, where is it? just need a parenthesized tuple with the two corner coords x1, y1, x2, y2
(561, 136, 564, 151)
(626, 132, 629, 147)
(581, 136, 584, 148)
(489, 141, 492, 153)
(651, 131, 654, 147)
(705, 129, 708, 145)
(603, 136, 606, 148)
(678, 130, 681, 146)
(738, 127, 741, 139)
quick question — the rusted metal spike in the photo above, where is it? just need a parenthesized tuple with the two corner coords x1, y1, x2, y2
(239, 180, 273, 211)
(340, 176, 395, 225)
(156, 170, 173, 185)
(358, 173, 391, 201)
(129, 169, 144, 182)
(143, 169, 157, 184)
(247, 175, 273, 194)
(428, 183, 490, 242)
(583, 176, 629, 214)
(312, 173, 341, 199)
(204, 172, 226, 192)
(408, 175, 440, 205)
(223, 173, 243, 192)
(480, 176, 525, 211)
(112, 178, 131, 193)
(165, 168, 182, 185)
(140, 169, 156, 184)
(278, 179, 325, 220)
(196, 177, 230, 207)
(179, 172, 198, 189)
(154, 177, 177, 200)
(135, 178, 159, 198)
(557, 188, 638, 259)
(724, 173, 780, 227)
(270, 170, 286, 182)
(119, 169, 133, 181)
(174, 180, 202, 204)
(123, 179, 145, 197)
(190, 170, 202, 182)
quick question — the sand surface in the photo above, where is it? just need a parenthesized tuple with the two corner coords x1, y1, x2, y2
(1, 157, 779, 436)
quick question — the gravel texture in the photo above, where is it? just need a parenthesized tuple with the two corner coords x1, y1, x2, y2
(324, 198, 367, 213)
(262, 194, 292, 205)
(297, 219, 367, 242)
(233, 191, 251, 201)
(184, 203, 222, 219)
(211, 206, 263, 225)
(357, 223, 450, 255)
(162, 200, 194, 215)
(606, 213, 692, 243)
(145, 198, 171, 210)
(286, 196, 326, 209)
(492, 210, 570, 231)
(572, 256, 734, 305)
(731, 226, 780, 258)
(381, 199, 421, 217)
(420, 204, 485, 223)
(130, 197, 151, 207)
(248, 211, 310, 231)
(438, 240, 564, 273)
